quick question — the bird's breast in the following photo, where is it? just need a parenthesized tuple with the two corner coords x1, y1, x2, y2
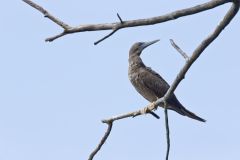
(128, 67, 158, 102)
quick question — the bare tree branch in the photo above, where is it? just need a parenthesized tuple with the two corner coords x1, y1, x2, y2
(88, 121, 113, 160)
(23, 0, 229, 43)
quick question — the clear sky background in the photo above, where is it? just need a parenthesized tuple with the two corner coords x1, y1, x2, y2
(1, 1, 240, 160)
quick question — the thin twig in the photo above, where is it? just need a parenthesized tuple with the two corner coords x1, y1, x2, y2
(149, 112, 160, 119)
(94, 28, 120, 45)
(117, 13, 124, 24)
(164, 102, 170, 160)
(23, 0, 229, 42)
(88, 121, 113, 160)
(170, 39, 189, 61)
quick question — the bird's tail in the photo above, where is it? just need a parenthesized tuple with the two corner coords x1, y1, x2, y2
(169, 100, 206, 122)
(178, 106, 206, 122)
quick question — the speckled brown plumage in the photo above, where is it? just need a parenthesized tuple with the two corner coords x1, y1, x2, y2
(128, 40, 205, 122)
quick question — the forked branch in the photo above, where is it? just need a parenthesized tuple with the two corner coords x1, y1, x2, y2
(23, 0, 230, 44)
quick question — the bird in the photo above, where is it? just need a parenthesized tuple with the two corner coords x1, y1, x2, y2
(128, 39, 206, 122)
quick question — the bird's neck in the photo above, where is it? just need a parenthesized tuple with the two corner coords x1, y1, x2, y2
(128, 55, 145, 70)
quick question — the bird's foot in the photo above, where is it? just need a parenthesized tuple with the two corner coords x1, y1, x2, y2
(140, 102, 157, 114)
(148, 102, 158, 110)
(140, 107, 149, 115)
(140, 102, 160, 119)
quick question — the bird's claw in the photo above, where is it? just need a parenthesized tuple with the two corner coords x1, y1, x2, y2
(140, 102, 157, 114)
(140, 107, 149, 115)
(140, 103, 160, 119)
(149, 102, 157, 110)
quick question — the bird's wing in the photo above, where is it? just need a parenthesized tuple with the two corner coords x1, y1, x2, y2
(142, 67, 182, 106)
(139, 67, 170, 99)
(139, 67, 206, 122)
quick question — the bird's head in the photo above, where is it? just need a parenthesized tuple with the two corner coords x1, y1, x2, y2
(129, 39, 159, 57)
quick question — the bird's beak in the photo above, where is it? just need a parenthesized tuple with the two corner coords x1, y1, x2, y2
(140, 39, 160, 50)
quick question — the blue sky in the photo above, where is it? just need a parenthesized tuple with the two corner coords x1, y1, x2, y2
(1, 1, 240, 160)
